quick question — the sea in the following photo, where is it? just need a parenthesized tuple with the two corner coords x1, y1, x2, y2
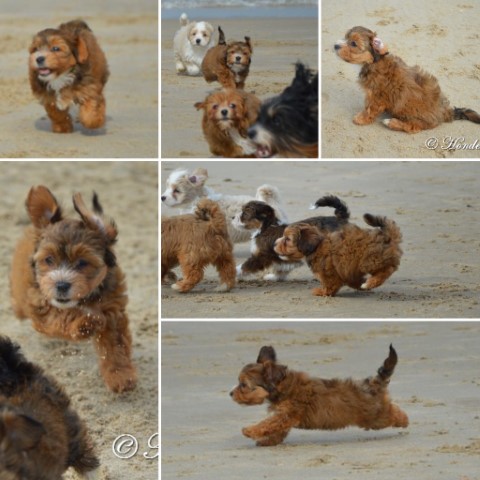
(161, 0, 318, 19)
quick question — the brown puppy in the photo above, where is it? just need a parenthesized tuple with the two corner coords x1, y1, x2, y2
(28, 19, 109, 133)
(10, 186, 136, 393)
(334, 26, 480, 132)
(194, 88, 261, 157)
(274, 214, 402, 296)
(0, 336, 99, 479)
(161, 199, 236, 293)
(202, 26, 252, 89)
(231, 345, 409, 446)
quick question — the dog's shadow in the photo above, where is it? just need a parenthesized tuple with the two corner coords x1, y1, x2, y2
(34, 116, 111, 136)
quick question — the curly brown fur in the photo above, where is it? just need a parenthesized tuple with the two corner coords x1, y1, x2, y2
(201, 26, 252, 89)
(161, 199, 236, 293)
(274, 213, 402, 296)
(335, 26, 480, 132)
(230, 344, 409, 446)
(0, 336, 99, 479)
(10, 186, 136, 393)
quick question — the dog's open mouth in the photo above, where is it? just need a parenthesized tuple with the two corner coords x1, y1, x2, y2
(254, 145, 272, 158)
(37, 68, 52, 77)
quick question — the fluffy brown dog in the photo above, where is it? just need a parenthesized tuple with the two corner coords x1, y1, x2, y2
(28, 19, 109, 133)
(195, 88, 261, 157)
(0, 336, 99, 479)
(201, 26, 252, 89)
(10, 186, 136, 393)
(230, 344, 409, 446)
(161, 199, 236, 293)
(335, 26, 480, 132)
(274, 214, 402, 296)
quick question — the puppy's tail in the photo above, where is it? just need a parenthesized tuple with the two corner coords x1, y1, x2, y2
(453, 107, 480, 124)
(179, 12, 189, 26)
(194, 198, 226, 225)
(218, 26, 226, 45)
(310, 195, 350, 222)
(363, 213, 402, 245)
(376, 344, 398, 384)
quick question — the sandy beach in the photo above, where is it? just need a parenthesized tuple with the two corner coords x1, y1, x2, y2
(0, 0, 157, 158)
(322, 0, 480, 158)
(161, 14, 318, 158)
(162, 321, 480, 480)
(161, 160, 480, 318)
(0, 162, 158, 479)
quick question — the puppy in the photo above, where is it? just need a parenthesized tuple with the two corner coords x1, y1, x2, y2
(334, 26, 480, 133)
(28, 19, 109, 133)
(0, 336, 99, 479)
(195, 88, 261, 157)
(248, 62, 318, 157)
(274, 214, 402, 296)
(161, 199, 236, 293)
(161, 167, 288, 243)
(230, 344, 409, 446)
(233, 195, 349, 281)
(201, 26, 252, 89)
(173, 13, 215, 76)
(10, 186, 136, 393)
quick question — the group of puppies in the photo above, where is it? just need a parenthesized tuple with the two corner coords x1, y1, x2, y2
(161, 168, 403, 296)
(173, 13, 318, 158)
(2, 186, 136, 478)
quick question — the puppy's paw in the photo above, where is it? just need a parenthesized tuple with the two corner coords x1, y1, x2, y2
(103, 366, 137, 393)
(382, 118, 391, 127)
(242, 426, 256, 439)
(215, 282, 234, 293)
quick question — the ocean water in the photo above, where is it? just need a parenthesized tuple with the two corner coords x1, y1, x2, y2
(161, 0, 318, 19)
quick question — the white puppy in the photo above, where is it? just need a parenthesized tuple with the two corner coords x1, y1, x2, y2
(173, 13, 215, 76)
(161, 167, 289, 243)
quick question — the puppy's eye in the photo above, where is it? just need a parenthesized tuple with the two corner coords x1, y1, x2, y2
(272, 115, 282, 128)
(51, 46, 61, 52)
(239, 382, 247, 388)
(173, 188, 180, 194)
(75, 259, 89, 270)
(44, 256, 55, 266)
(350, 41, 357, 47)
(212, 104, 219, 110)
(230, 103, 236, 109)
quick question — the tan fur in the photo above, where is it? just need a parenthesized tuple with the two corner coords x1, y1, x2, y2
(231, 345, 409, 446)
(10, 186, 136, 393)
(28, 19, 109, 133)
(274, 214, 402, 296)
(194, 88, 260, 157)
(161, 199, 236, 293)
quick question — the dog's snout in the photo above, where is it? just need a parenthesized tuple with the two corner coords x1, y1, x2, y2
(196, 38, 201, 45)
(235, 55, 241, 62)
(36, 56, 46, 65)
(247, 127, 256, 140)
(55, 281, 71, 294)
(334, 44, 341, 51)
(221, 108, 228, 117)
(161, 195, 166, 201)
(229, 390, 234, 397)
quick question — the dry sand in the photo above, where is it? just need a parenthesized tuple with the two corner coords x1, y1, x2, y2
(0, 162, 158, 479)
(161, 16, 318, 158)
(161, 160, 480, 318)
(322, 0, 480, 158)
(0, 0, 157, 158)
(162, 321, 480, 480)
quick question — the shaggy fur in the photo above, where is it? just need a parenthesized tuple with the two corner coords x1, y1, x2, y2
(233, 196, 350, 281)
(173, 13, 215, 76)
(28, 20, 109, 133)
(195, 88, 261, 157)
(161, 199, 236, 293)
(10, 186, 136, 393)
(230, 345, 409, 446)
(201, 26, 252, 89)
(248, 63, 318, 157)
(274, 214, 402, 296)
(335, 26, 480, 133)
(0, 336, 99, 479)
(161, 167, 288, 243)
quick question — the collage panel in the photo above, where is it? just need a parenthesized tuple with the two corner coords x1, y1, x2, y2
(162, 320, 480, 479)
(0, 161, 158, 479)
(161, 160, 479, 318)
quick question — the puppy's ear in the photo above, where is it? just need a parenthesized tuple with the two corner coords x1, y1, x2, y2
(244, 36, 252, 52)
(370, 35, 388, 62)
(189, 168, 208, 186)
(73, 192, 118, 244)
(263, 361, 286, 387)
(2, 412, 45, 451)
(297, 225, 322, 256)
(257, 345, 276, 363)
(76, 35, 89, 63)
(194, 101, 205, 111)
(26, 185, 62, 228)
(218, 26, 226, 45)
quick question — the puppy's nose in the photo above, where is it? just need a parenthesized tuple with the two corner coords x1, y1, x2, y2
(229, 390, 234, 397)
(334, 44, 341, 51)
(56, 281, 71, 294)
(161, 195, 166, 201)
(247, 127, 256, 140)
(235, 55, 241, 62)
(36, 56, 46, 65)
(221, 109, 228, 117)
(196, 38, 201, 44)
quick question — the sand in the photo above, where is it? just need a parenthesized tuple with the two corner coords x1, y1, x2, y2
(0, 162, 158, 479)
(0, 0, 157, 158)
(161, 16, 318, 158)
(322, 0, 480, 158)
(162, 321, 480, 480)
(161, 160, 480, 318)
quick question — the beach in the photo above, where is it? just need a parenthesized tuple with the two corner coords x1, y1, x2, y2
(162, 321, 480, 480)
(161, 11, 318, 158)
(0, 0, 157, 158)
(161, 160, 480, 318)
(0, 162, 158, 479)
(322, 0, 480, 158)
